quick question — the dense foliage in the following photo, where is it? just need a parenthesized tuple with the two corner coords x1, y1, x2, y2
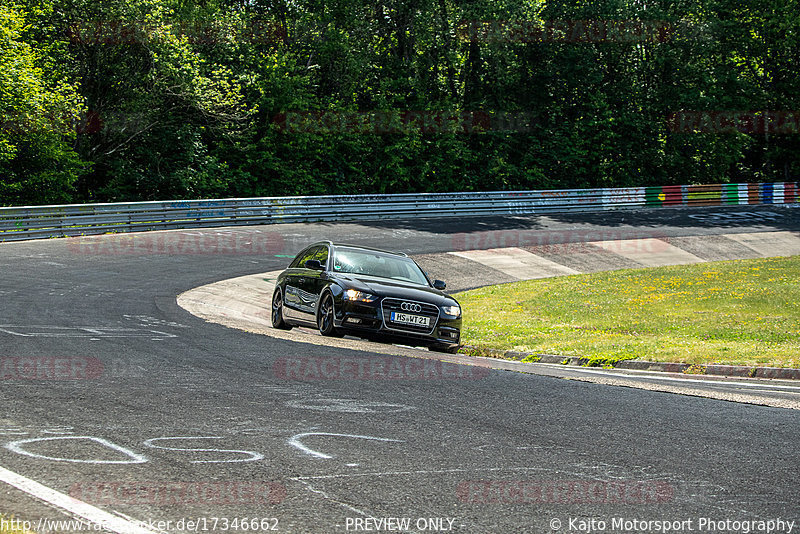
(1, 0, 798, 205)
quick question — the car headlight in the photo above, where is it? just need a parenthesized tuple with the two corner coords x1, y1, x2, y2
(344, 289, 377, 302)
(441, 305, 461, 318)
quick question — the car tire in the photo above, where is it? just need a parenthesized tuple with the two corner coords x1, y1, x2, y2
(271, 288, 293, 330)
(430, 344, 460, 354)
(317, 291, 344, 337)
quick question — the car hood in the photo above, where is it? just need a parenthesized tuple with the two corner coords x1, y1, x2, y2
(337, 274, 455, 305)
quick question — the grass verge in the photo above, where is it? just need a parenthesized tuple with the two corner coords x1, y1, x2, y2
(457, 256, 800, 368)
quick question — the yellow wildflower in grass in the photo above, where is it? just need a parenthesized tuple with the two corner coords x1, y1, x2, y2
(457, 256, 800, 368)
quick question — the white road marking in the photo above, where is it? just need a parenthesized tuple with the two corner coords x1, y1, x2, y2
(0, 464, 163, 534)
(0, 427, 74, 436)
(288, 432, 404, 459)
(286, 399, 414, 413)
(0, 326, 177, 338)
(5, 436, 148, 464)
(291, 467, 545, 481)
(142, 437, 264, 463)
(42, 427, 75, 434)
(294, 478, 374, 517)
(122, 315, 189, 329)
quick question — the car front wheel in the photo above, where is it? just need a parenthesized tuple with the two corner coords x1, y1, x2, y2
(317, 292, 344, 337)
(271, 289, 292, 330)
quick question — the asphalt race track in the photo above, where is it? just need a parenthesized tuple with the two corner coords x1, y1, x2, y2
(1, 206, 800, 534)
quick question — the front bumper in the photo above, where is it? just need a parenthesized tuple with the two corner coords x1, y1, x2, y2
(335, 298, 461, 347)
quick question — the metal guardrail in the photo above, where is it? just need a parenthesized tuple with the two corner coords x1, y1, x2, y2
(1, 182, 797, 242)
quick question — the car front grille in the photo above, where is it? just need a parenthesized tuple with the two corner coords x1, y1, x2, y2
(381, 298, 439, 335)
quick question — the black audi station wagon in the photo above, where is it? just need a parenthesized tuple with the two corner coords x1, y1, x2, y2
(271, 241, 461, 353)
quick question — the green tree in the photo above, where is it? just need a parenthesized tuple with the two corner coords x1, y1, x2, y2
(0, 1, 86, 205)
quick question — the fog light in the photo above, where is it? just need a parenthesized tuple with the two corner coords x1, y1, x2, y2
(347, 317, 363, 324)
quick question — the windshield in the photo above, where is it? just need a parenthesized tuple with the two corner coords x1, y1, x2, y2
(332, 248, 429, 286)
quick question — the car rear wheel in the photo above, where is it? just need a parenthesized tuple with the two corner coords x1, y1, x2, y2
(317, 292, 343, 337)
(271, 289, 292, 330)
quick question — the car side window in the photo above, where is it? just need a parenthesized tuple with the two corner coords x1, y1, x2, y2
(313, 246, 329, 269)
(289, 246, 319, 269)
(288, 250, 303, 268)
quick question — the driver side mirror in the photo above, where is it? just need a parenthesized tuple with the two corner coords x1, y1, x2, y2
(433, 279, 447, 290)
(304, 259, 324, 270)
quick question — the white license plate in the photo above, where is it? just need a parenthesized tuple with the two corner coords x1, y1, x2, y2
(390, 312, 430, 327)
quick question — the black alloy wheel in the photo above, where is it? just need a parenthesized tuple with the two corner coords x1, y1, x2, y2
(317, 292, 343, 337)
(271, 289, 292, 330)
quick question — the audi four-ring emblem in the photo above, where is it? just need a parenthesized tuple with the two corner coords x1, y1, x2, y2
(401, 302, 422, 313)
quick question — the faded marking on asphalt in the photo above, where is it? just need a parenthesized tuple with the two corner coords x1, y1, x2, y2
(0, 427, 74, 436)
(286, 399, 414, 413)
(5, 436, 148, 464)
(0, 325, 177, 338)
(288, 432, 404, 460)
(5, 435, 264, 464)
(293, 479, 376, 522)
(291, 466, 551, 481)
(122, 315, 189, 329)
(142, 437, 264, 464)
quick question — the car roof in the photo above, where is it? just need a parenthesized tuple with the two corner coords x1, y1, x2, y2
(309, 241, 409, 258)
